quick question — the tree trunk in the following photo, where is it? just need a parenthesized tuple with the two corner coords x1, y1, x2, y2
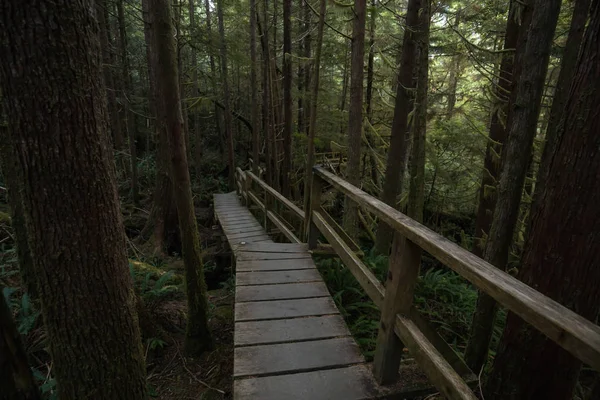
(250, 0, 260, 174)
(466, 0, 562, 373)
(446, 12, 461, 118)
(0, 283, 40, 400)
(259, 0, 275, 186)
(486, 3, 599, 397)
(281, 0, 292, 197)
(373, 0, 421, 255)
(0, 128, 36, 297)
(149, 0, 213, 355)
(143, 0, 158, 152)
(0, 1, 149, 397)
(217, 0, 236, 189)
(303, 0, 327, 228)
(189, 0, 201, 171)
(117, 0, 139, 205)
(342, 0, 367, 240)
(407, 0, 429, 223)
(531, 0, 591, 220)
(140, 0, 179, 255)
(303, 0, 312, 137)
(365, 0, 379, 188)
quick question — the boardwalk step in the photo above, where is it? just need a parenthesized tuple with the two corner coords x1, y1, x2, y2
(236, 282, 329, 302)
(235, 297, 339, 321)
(233, 365, 381, 400)
(236, 269, 322, 285)
(236, 258, 316, 272)
(233, 337, 364, 378)
(235, 315, 351, 346)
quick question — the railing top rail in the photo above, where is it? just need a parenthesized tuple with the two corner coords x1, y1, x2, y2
(313, 165, 600, 370)
(245, 170, 305, 220)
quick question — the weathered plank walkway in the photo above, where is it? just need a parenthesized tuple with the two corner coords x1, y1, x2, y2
(214, 192, 382, 400)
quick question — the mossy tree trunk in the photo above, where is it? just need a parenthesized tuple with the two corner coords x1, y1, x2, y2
(0, 1, 148, 398)
(148, 0, 213, 355)
(486, 3, 599, 397)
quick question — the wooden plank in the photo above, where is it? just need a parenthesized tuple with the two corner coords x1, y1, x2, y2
(236, 269, 322, 286)
(236, 258, 316, 272)
(235, 297, 339, 321)
(227, 232, 270, 240)
(233, 365, 381, 400)
(234, 315, 350, 346)
(313, 211, 385, 307)
(228, 236, 271, 245)
(374, 234, 422, 383)
(236, 252, 311, 261)
(395, 315, 477, 400)
(247, 171, 305, 220)
(235, 282, 329, 302)
(233, 242, 308, 253)
(223, 226, 264, 235)
(318, 206, 361, 253)
(314, 166, 600, 370)
(233, 337, 363, 377)
(267, 210, 301, 243)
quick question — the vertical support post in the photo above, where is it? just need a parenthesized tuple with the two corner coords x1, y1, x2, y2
(235, 170, 240, 197)
(263, 186, 269, 230)
(306, 172, 323, 249)
(373, 232, 422, 384)
(242, 171, 249, 206)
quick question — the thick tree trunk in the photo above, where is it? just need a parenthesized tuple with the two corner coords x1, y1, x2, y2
(141, 0, 178, 254)
(217, 0, 236, 189)
(531, 0, 591, 219)
(407, 0, 429, 223)
(373, 0, 421, 255)
(282, 0, 292, 197)
(486, 3, 600, 398)
(466, 0, 561, 373)
(0, 283, 40, 400)
(250, 0, 260, 174)
(303, 0, 327, 228)
(149, 0, 213, 355)
(118, 0, 139, 205)
(0, 1, 148, 397)
(0, 128, 36, 297)
(342, 0, 367, 240)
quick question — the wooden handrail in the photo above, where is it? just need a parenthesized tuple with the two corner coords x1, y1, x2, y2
(246, 170, 305, 220)
(313, 165, 600, 371)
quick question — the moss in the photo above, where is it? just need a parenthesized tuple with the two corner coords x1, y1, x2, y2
(129, 259, 183, 285)
(0, 211, 11, 225)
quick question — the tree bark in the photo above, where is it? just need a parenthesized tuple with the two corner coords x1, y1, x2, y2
(149, 0, 213, 355)
(486, 3, 600, 398)
(407, 0, 430, 223)
(217, 0, 236, 189)
(373, 0, 421, 255)
(0, 283, 40, 400)
(0, 1, 149, 397)
(303, 0, 327, 230)
(282, 0, 292, 197)
(250, 0, 260, 174)
(446, 12, 461, 118)
(365, 0, 379, 188)
(204, 0, 224, 161)
(466, 0, 562, 373)
(342, 0, 367, 240)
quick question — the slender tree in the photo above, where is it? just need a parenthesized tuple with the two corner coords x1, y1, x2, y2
(0, 0, 148, 397)
(204, 0, 224, 159)
(486, 3, 600, 398)
(217, 0, 236, 188)
(342, 0, 367, 240)
(466, 0, 562, 373)
(282, 0, 292, 196)
(373, 0, 421, 255)
(250, 0, 260, 174)
(149, 0, 213, 355)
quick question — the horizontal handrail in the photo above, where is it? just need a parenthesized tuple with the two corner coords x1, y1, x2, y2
(246, 171, 305, 220)
(314, 165, 600, 371)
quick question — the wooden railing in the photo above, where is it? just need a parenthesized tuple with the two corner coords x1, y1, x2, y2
(234, 165, 600, 399)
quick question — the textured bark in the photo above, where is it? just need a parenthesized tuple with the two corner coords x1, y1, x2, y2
(446, 13, 461, 118)
(258, 1, 275, 186)
(0, 1, 148, 398)
(142, 0, 157, 151)
(149, 0, 213, 355)
(250, 0, 260, 174)
(0, 284, 40, 400)
(466, 0, 561, 373)
(217, 0, 236, 189)
(282, 0, 292, 197)
(365, 0, 378, 187)
(303, 0, 327, 228)
(140, 0, 178, 254)
(339, 43, 350, 136)
(342, 0, 367, 240)
(486, 3, 600, 397)
(204, 0, 224, 160)
(0, 128, 36, 297)
(117, 0, 139, 205)
(532, 0, 591, 220)
(373, 0, 421, 255)
(407, 0, 429, 223)
(189, 0, 202, 177)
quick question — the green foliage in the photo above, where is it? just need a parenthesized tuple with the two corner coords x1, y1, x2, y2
(129, 260, 182, 306)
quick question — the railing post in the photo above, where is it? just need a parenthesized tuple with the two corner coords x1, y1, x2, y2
(373, 232, 422, 384)
(306, 172, 323, 250)
(242, 171, 249, 206)
(263, 186, 269, 230)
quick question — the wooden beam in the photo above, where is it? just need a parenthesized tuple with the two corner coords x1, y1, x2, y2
(247, 170, 305, 220)
(267, 210, 301, 243)
(314, 166, 600, 370)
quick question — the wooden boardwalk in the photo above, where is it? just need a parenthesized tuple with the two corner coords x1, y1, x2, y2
(214, 192, 382, 400)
